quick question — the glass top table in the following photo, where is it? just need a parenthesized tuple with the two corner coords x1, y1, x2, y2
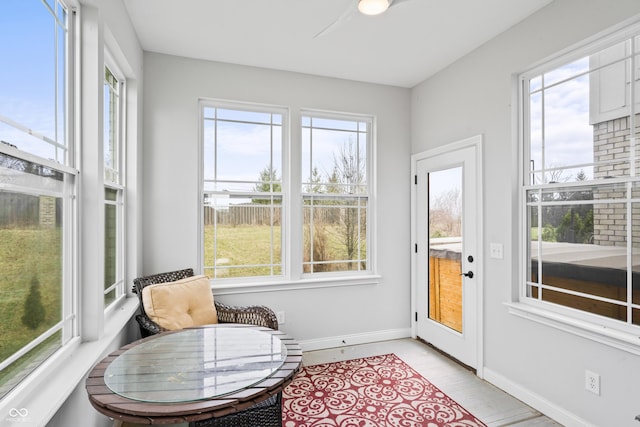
(104, 326, 288, 403)
(86, 324, 301, 424)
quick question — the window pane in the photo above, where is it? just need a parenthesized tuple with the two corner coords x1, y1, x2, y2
(544, 57, 590, 87)
(216, 108, 273, 124)
(210, 110, 283, 186)
(104, 67, 119, 184)
(0, 0, 71, 399)
(528, 44, 640, 183)
(203, 119, 215, 181)
(302, 121, 367, 192)
(105, 189, 117, 305)
(0, 152, 64, 190)
(302, 114, 370, 275)
(542, 74, 592, 173)
(203, 195, 282, 279)
(0, 188, 63, 399)
(0, 0, 67, 161)
(633, 195, 640, 307)
(529, 90, 543, 184)
(526, 180, 636, 320)
(202, 104, 285, 280)
(303, 197, 367, 273)
(217, 121, 274, 182)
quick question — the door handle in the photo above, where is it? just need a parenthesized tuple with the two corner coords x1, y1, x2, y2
(461, 271, 474, 279)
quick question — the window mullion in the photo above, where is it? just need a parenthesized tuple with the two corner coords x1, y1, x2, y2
(536, 188, 543, 301)
(627, 182, 633, 324)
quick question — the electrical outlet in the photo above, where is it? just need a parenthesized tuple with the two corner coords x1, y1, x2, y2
(585, 370, 600, 395)
(276, 311, 286, 325)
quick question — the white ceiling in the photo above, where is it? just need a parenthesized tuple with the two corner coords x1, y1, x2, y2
(122, 0, 553, 88)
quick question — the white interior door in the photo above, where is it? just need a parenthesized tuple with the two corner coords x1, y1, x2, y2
(413, 138, 482, 370)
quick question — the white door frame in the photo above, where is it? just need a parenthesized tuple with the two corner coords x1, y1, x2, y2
(410, 134, 484, 378)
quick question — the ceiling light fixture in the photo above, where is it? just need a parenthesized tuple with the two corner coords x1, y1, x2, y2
(358, 0, 390, 16)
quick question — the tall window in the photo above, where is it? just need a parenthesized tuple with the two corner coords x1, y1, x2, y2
(104, 65, 125, 307)
(0, 0, 74, 400)
(302, 113, 370, 273)
(520, 28, 640, 330)
(201, 102, 285, 279)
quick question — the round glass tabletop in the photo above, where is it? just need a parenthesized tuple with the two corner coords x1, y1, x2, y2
(104, 327, 287, 403)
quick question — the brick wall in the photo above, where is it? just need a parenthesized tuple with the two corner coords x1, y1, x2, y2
(592, 114, 640, 247)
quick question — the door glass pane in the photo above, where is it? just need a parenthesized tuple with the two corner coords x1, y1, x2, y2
(428, 167, 463, 333)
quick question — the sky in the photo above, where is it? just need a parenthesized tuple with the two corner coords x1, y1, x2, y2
(530, 58, 593, 173)
(0, 0, 65, 162)
(528, 45, 633, 183)
(202, 110, 368, 199)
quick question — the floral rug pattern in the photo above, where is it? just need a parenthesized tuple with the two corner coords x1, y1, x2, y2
(282, 353, 486, 427)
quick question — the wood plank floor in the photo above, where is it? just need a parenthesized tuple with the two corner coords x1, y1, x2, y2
(302, 338, 562, 427)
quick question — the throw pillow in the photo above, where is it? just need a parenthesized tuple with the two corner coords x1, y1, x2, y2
(142, 275, 218, 330)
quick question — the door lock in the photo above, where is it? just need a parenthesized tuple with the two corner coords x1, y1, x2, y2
(461, 271, 474, 279)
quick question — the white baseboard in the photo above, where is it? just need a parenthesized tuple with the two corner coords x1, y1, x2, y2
(483, 367, 595, 427)
(298, 328, 411, 352)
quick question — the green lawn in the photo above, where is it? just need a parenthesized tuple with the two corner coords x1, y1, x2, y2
(0, 228, 62, 382)
(203, 223, 366, 276)
(204, 224, 283, 277)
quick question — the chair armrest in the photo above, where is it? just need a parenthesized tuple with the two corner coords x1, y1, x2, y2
(135, 314, 168, 338)
(214, 301, 279, 330)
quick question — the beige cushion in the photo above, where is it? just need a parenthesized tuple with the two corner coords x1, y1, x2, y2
(142, 275, 218, 330)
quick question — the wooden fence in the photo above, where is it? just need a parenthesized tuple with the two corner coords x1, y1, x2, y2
(0, 193, 60, 228)
(204, 205, 366, 227)
(204, 206, 282, 226)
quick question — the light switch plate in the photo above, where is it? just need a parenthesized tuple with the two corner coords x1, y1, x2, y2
(490, 243, 503, 259)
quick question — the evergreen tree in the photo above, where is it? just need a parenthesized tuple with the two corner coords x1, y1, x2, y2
(254, 166, 281, 193)
(253, 166, 281, 204)
(22, 275, 46, 330)
(305, 167, 324, 193)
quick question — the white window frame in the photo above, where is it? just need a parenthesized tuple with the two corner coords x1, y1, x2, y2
(199, 99, 289, 282)
(103, 58, 126, 310)
(198, 101, 379, 291)
(510, 18, 640, 355)
(300, 110, 373, 277)
(0, 0, 79, 404)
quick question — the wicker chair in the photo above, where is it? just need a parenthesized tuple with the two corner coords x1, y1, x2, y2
(132, 268, 278, 337)
(132, 268, 282, 426)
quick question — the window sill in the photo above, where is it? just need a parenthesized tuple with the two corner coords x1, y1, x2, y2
(210, 274, 382, 296)
(505, 301, 640, 356)
(0, 297, 139, 426)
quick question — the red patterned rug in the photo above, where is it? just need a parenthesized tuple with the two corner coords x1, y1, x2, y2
(282, 353, 486, 427)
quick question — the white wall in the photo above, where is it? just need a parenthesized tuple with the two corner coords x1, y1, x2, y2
(142, 53, 412, 346)
(412, 1, 640, 426)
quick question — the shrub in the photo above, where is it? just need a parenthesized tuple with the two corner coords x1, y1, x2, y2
(22, 275, 45, 330)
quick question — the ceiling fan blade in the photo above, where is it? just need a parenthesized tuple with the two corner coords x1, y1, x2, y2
(314, 0, 413, 38)
(389, 0, 412, 7)
(313, 0, 358, 39)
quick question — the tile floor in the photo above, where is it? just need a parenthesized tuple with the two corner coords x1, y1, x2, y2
(302, 338, 563, 427)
